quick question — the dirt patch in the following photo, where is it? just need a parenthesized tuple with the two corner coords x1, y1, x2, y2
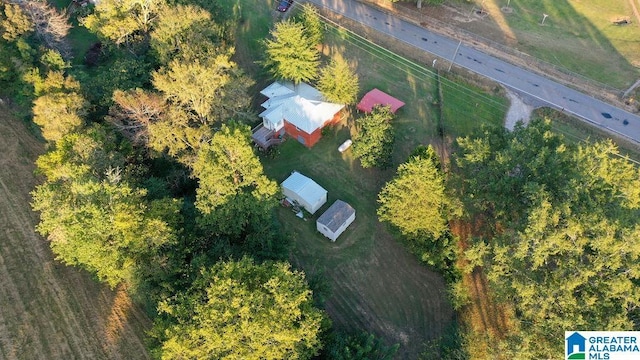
(503, 88, 534, 130)
(450, 219, 516, 358)
(0, 104, 151, 360)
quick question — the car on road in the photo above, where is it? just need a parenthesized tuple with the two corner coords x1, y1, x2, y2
(277, 0, 293, 12)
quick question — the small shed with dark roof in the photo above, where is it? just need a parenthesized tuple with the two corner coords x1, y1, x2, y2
(316, 200, 356, 242)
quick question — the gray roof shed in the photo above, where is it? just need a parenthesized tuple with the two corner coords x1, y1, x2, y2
(317, 200, 355, 232)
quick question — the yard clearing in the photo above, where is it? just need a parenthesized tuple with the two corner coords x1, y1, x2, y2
(264, 138, 455, 359)
(0, 104, 151, 360)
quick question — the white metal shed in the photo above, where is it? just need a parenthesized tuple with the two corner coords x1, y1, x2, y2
(316, 200, 356, 242)
(281, 171, 327, 214)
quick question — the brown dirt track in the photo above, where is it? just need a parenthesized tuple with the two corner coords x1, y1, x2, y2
(0, 104, 151, 360)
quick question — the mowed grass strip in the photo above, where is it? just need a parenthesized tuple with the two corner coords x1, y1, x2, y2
(439, 73, 508, 137)
(475, 0, 640, 88)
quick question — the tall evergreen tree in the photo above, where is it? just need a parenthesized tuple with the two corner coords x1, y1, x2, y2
(378, 145, 449, 239)
(317, 56, 359, 105)
(263, 20, 319, 84)
(296, 3, 323, 47)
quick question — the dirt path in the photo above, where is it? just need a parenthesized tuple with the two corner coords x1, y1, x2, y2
(450, 220, 515, 358)
(0, 105, 151, 360)
(504, 88, 534, 130)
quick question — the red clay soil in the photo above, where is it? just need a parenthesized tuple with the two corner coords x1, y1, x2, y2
(450, 219, 514, 341)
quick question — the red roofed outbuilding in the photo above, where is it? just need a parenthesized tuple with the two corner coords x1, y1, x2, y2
(357, 88, 405, 114)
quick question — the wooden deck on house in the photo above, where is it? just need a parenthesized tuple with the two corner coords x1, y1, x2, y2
(252, 125, 283, 150)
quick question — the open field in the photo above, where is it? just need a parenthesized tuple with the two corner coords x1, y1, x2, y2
(0, 104, 151, 360)
(392, 0, 640, 90)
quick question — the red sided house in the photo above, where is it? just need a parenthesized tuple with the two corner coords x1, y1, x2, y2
(252, 82, 345, 149)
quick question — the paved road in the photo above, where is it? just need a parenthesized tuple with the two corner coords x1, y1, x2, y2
(306, 0, 640, 144)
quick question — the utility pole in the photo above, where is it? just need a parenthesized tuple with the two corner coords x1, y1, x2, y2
(448, 40, 462, 72)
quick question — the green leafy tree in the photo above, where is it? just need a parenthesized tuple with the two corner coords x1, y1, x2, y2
(82, 0, 165, 45)
(151, 4, 223, 64)
(145, 107, 211, 164)
(378, 145, 449, 238)
(296, 3, 323, 47)
(378, 145, 459, 272)
(153, 257, 325, 360)
(264, 20, 319, 84)
(192, 125, 285, 257)
(31, 126, 178, 288)
(40, 49, 69, 71)
(352, 105, 395, 168)
(31, 71, 87, 142)
(152, 53, 253, 122)
(1, 3, 33, 42)
(317, 56, 359, 105)
(455, 119, 640, 356)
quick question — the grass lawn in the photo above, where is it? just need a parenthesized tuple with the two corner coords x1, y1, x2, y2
(262, 134, 455, 358)
(439, 73, 508, 137)
(463, 0, 640, 89)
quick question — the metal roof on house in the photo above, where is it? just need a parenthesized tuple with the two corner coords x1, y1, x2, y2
(260, 82, 345, 134)
(317, 200, 355, 233)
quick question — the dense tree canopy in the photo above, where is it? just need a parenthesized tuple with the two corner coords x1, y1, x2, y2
(317, 56, 359, 105)
(352, 105, 395, 168)
(152, 53, 252, 122)
(456, 119, 640, 356)
(192, 125, 284, 258)
(31, 126, 178, 288)
(264, 20, 319, 84)
(153, 257, 325, 360)
(31, 71, 87, 142)
(150, 4, 223, 64)
(83, 0, 165, 44)
(1, 3, 33, 42)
